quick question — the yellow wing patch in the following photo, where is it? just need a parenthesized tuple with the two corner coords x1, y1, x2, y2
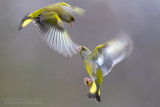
(92, 44, 105, 53)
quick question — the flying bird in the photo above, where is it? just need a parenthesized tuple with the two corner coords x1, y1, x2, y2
(18, 2, 84, 56)
(77, 32, 133, 102)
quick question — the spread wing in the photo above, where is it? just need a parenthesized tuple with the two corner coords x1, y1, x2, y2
(61, 4, 85, 16)
(89, 32, 133, 76)
(35, 11, 78, 57)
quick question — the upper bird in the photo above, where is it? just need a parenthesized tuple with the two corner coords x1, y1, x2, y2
(18, 2, 84, 57)
(78, 32, 133, 102)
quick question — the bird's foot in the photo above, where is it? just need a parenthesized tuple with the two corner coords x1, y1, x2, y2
(84, 77, 93, 87)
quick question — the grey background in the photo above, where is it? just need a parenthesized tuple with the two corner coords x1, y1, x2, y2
(1, 0, 160, 107)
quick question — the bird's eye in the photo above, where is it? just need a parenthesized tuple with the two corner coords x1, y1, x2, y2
(82, 47, 85, 51)
(71, 17, 75, 21)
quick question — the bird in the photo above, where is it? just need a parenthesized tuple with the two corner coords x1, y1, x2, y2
(77, 32, 133, 102)
(18, 2, 84, 57)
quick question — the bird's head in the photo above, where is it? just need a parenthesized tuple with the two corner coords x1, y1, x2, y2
(63, 14, 75, 26)
(66, 15, 75, 24)
(76, 46, 91, 58)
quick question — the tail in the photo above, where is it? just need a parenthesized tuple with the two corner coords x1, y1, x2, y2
(88, 81, 101, 102)
(18, 8, 43, 31)
(18, 13, 33, 31)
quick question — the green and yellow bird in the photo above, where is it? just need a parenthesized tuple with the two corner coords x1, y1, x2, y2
(77, 32, 133, 102)
(18, 2, 84, 56)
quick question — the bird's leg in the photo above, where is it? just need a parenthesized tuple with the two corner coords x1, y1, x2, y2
(84, 77, 93, 87)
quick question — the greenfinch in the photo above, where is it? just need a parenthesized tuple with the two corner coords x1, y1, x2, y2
(18, 2, 84, 56)
(77, 32, 133, 102)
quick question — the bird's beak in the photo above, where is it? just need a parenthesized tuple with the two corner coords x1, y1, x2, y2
(69, 21, 76, 28)
(69, 23, 72, 28)
(76, 46, 82, 52)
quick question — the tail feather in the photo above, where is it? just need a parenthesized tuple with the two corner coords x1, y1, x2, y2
(18, 8, 44, 31)
(88, 81, 101, 102)
(88, 90, 101, 102)
(18, 13, 33, 31)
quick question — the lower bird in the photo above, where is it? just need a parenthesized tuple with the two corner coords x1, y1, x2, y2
(18, 2, 84, 57)
(77, 32, 133, 102)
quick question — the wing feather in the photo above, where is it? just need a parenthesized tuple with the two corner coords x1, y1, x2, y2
(61, 5, 85, 16)
(60, 32, 67, 56)
(34, 12, 78, 56)
(103, 32, 133, 66)
(57, 29, 62, 53)
(89, 32, 133, 76)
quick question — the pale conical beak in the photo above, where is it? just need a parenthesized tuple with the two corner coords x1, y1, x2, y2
(69, 21, 76, 28)
(76, 46, 82, 52)
(69, 23, 72, 27)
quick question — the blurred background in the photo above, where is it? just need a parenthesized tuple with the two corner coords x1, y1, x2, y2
(1, 0, 160, 107)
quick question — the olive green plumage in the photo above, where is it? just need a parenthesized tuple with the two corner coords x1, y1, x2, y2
(18, 2, 84, 56)
(79, 32, 133, 102)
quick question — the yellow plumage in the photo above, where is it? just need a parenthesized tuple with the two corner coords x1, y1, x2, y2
(19, 2, 84, 57)
(79, 32, 133, 102)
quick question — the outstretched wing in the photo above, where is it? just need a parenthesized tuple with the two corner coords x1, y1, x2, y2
(60, 3, 85, 16)
(35, 11, 78, 57)
(89, 32, 133, 76)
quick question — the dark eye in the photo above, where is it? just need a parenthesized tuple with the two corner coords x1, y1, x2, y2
(82, 47, 85, 51)
(71, 17, 75, 21)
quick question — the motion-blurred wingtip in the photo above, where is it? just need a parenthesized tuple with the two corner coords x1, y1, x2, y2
(18, 26, 22, 31)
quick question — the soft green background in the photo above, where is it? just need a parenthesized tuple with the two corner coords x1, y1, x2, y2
(1, 0, 160, 107)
